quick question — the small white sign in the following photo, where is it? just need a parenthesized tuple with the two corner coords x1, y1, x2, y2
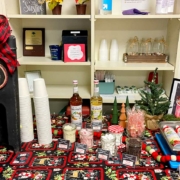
(121, 0, 150, 11)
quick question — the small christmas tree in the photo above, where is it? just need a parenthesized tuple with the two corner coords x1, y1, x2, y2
(135, 68, 170, 116)
(125, 96, 130, 110)
(111, 96, 118, 125)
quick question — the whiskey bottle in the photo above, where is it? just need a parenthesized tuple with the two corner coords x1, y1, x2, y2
(90, 80, 103, 131)
(70, 80, 82, 130)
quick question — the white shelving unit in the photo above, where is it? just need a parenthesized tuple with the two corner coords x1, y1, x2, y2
(2, 0, 180, 105)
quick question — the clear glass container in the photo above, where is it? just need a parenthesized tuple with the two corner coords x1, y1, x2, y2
(126, 37, 139, 56)
(144, 38, 152, 55)
(62, 123, 76, 143)
(79, 128, 94, 148)
(126, 138, 142, 164)
(101, 133, 116, 156)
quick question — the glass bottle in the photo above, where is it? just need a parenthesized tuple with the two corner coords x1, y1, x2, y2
(70, 80, 82, 130)
(90, 80, 103, 131)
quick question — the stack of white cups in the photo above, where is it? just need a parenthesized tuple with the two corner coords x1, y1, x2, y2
(33, 78, 52, 145)
(110, 39, 119, 61)
(99, 39, 108, 61)
(18, 78, 34, 142)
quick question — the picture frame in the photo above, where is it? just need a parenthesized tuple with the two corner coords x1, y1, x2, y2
(19, 0, 46, 15)
(23, 28, 45, 56)
(25, 70, 42, 92)
(168, 78, 180, 116)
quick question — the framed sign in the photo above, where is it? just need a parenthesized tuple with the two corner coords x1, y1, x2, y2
(19, 0, 46, 15)
(64, 44, 86, 62)
(23, 28, 45, 56)
(168, 78, 180, 117)
(25, 70, 41, 92)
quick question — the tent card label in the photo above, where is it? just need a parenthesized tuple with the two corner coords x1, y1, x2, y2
(122, 153, 136, 167)
(91, 122, 102, 131)
(74, 143, 87, 154)
(97, 148, 110, 161)
(58, 139, 70, 149)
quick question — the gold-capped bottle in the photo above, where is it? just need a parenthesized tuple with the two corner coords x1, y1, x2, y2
(70, 80, 82, 130)
(90, 80, 103, 131)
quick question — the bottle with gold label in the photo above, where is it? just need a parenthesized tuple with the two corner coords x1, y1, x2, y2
(90, 80, 103, 131)
(70, 80, 82, 130)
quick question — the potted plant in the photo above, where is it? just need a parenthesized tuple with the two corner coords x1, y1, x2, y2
(135, 68, 170, 130)
(75, 0, 89, 15)
(46, 0, 63, 15)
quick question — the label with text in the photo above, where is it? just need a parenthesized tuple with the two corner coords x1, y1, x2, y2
(122, 153, 136, 167)
(97, 148, 110, 161)
(74, 143, 87, 154)
(58, 138, 70, 150)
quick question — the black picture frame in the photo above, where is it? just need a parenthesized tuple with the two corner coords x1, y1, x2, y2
(23, 28, 45, 56)
(168, 78, 180, 116)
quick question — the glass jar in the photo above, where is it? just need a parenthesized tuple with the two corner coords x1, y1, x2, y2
(79, 128, 94, 148)
(62, 123, 76, 143)
(126, 138, 142, 164)
(101, 133, 116, 156)
(108, 125, 124, 146)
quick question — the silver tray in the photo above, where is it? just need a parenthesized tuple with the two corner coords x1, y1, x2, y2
(159, 121, 180, 152)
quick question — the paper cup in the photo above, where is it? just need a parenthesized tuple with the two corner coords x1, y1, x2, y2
(33, 78, 48, 97)
(18, 78, 30, 97)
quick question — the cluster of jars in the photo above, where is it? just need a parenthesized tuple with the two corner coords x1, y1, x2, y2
(62, 123, 124, 157)
(127, 36, 167, 56)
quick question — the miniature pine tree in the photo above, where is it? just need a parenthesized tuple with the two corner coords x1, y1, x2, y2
(119, 103, 127, 128)
(111, 96, 118, 125)
(135, 68, 170, 116)
(125, 96, 130, 110)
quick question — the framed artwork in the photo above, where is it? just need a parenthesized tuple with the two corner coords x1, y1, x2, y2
(23, 28, 45, 56)
(25, 70, 41, 92)
(168, 78, 180, 117)
(19, 0, 46, 15)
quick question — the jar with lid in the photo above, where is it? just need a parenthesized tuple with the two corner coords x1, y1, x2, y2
(108, 125, 124, 146)
(126, 138, 142, 164)
(101, 133, 116, 156)
(79, 128, 94, 148)
(62, 123, 76, 143)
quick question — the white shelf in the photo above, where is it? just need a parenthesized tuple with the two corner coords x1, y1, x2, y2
(30, 85, 91, 99)
(101, 92, 141, 103)
(95, 14, 180, 19)
(18, 57, 91, 66)
(8, 14, 91, 19)
(95, 61, 174, 71)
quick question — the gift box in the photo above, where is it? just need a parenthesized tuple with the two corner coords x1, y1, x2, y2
(62, 30, 88, 62)
(99, 80, 115, 94)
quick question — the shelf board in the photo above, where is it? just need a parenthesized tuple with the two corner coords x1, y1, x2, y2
(30, 85, 91, 99)
(95, 14, 180, 19)
(7, 14, 91, 19)
(95, 61, 174, 71)
(101, 92, 141, 103)
(18, 57, 91, 66)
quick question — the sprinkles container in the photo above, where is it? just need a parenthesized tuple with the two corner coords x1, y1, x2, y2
(108, 125, 124, 146)
(101, 133, 116, 156)
(79, 128, 94, 148)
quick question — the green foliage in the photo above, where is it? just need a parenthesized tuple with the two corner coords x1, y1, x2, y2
(111, 96, 118, 125)
(135, 80, 170, 116)
(163, 114, 180, 121)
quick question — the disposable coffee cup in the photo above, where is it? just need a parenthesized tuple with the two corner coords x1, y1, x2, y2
(18, 78, 30, 97)
(33, 78, 48, 97)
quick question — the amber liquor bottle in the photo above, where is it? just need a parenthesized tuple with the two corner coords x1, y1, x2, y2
(90, 80, 103, 131)
(70, 80, 82, 130)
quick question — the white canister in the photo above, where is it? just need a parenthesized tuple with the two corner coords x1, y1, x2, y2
(63, 123, 76, 143)
(156, 0, 168, 14)
(108, 125, 124, 146)
(99, 39, 108, 61)
(101, 133, 116, 156)
(110, 39, 119, 62)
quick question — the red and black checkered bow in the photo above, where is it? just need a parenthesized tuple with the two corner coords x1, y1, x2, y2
(0, 15, 19, 74)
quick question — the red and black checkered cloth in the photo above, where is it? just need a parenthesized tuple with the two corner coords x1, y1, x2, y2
(0, 15, 19, 74)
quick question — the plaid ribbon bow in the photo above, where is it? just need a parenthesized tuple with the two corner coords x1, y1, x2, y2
(0, 15, 19, 74)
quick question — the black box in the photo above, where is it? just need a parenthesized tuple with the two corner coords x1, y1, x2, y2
(62, 30, 88, 62)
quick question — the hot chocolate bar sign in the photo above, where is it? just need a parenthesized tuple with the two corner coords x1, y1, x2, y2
(19, 0, 46, 15)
